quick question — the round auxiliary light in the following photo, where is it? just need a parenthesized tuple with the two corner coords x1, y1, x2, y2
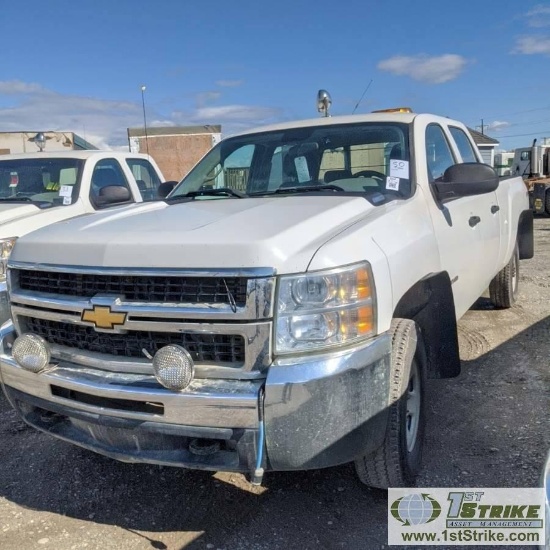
(12, 334, 51, 373)
(152, 345, 194, 391)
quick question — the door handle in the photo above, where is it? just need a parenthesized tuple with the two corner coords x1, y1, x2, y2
(491, 205, 500, 214)
(469, 216, 481, 227)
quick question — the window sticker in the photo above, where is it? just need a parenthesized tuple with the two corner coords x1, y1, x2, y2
(386, 176, 400, 191)
(389, 159, 409, 179)
(59, 185, 72, 197)
(63, 196, 72, 205)
(9, 172, 18, 187)
(294, 156, 310, 183)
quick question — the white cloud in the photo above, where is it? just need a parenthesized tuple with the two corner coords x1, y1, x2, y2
(192, 105, 280, 123)
(377, 54, 468, 84)
(526, 4, 550, 27)
(215, 80, 244, 88)
(0, 80, 282, 147)
(196, 91, 222, 107)
(0, 80, 46, 95)
(485, 120, 510, 132)
(512, 36, 550, 55)
(0, 82, 143, 149)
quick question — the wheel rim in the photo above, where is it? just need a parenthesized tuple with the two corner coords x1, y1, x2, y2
(406, 362, 421, 452)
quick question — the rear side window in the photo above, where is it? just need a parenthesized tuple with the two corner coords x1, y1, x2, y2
(449, 127, 478, 163)
(126, 158, 162, 201)
(426, 125, 456, 182)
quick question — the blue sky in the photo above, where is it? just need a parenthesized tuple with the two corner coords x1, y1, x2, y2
(1, 0, 550, 151)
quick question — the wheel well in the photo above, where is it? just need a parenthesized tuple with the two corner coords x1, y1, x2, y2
(393, 272, 461, 379)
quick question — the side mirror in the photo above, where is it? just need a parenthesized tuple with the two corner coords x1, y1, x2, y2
(97, 185, 131, 205)
(433, 163, 499, 201)
(158, 181, 178, 198)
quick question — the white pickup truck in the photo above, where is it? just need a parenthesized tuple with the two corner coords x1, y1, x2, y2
(0, 112, 534, 489)
(0, 151, 166, 325)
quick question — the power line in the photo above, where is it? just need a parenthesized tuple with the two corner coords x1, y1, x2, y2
(499, 118, 550, 128)
(491, 130, 550, 139)
(473, 104, 550, 123)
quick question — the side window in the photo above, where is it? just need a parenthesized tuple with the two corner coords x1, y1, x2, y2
(426, 125, 456, 182)
(90, 159, 132, 208)
(126, 159, 162, 201)
(449, 127, 478, 163)
(520, 151, 530, 161)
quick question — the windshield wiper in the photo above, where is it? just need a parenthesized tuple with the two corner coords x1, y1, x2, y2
(166, 188, 247, 202)
(272, 184, 344, 195)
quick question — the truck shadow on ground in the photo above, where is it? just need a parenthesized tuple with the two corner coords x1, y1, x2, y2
(0, 314, 549, 549)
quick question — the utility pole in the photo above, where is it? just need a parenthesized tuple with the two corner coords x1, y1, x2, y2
(141, 85, 150, 156)
(481, 118, 484, 135)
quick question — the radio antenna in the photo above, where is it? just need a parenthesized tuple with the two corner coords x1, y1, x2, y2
(352, 79, 373, 115)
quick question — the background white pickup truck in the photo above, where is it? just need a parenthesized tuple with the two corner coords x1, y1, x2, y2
(0, 112, 534, 489)
(0, 150, 166, 324)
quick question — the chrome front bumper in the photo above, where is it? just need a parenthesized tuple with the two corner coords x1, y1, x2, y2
(0, 321, 391, 473)
(0, 282, 10, 327)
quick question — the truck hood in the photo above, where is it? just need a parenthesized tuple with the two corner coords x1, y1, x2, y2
(12, 196, 376, 273)
(0, 202, 41, 226)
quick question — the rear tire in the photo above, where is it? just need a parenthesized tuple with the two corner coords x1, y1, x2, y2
(489, 244, 519, 309)
(355, 319, 425, 489)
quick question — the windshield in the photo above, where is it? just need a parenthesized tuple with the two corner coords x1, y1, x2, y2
(0, 158, 84, 206)
(170, 122, 412, 203)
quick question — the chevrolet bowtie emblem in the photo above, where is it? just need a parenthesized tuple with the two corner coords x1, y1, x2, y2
(81, 305, 127, 329)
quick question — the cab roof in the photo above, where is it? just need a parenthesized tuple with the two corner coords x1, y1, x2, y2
(0, 150, 152, 161)
(231, 112, 463, 138)
(233, 113, 418, 137)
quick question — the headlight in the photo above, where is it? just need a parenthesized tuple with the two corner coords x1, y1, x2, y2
(0, 237, 17, 282)
(275, 262, 376, 353)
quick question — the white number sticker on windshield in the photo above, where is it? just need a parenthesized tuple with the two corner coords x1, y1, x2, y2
(389, 159, 409, 179)
(386, 176, 400, 191)
(63, 196, 72, 205)
(59, 185, 72, 197)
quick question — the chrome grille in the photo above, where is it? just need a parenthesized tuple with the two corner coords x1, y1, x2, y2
(22, 316, 245, 364)
(15, 269, 248, 305)
(9, 263, 275, 377)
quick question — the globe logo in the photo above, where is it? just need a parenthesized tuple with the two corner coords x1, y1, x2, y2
(391, 493, 441, 526)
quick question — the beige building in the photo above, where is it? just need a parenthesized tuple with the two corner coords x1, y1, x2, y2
(127, 125, 221, 182)
(0, 131, 97, 154)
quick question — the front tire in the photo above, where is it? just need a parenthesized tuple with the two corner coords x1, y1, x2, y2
(545, 190, 550, 216)
(355, 319, 425, 489)
(489, 244, 519, 309)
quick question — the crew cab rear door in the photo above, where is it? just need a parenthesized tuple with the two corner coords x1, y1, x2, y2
(448, 125, 501, 286)
(423, 123, 500, 318)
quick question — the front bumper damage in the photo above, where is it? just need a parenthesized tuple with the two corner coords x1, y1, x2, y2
(0, 321, 391, 476)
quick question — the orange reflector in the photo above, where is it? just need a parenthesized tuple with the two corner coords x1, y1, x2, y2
(372, 107, 413, 113)
(356, 267, 371, 300)
(339, 306, 374, 336)
(356, 306, 374, 334)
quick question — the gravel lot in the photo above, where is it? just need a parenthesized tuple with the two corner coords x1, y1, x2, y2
(1, 219, 549, 550)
